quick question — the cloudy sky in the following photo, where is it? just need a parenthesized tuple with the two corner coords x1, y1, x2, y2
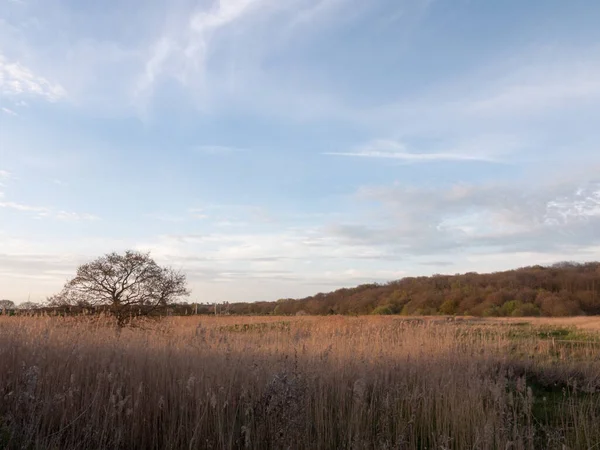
(1, 0, 600, 304)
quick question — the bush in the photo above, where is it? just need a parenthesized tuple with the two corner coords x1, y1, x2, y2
(482, 305, 502, 317)
(438, 300, 458, 315)
(501, 300, 520, 316)
(371, 305, 395, 315)
(512, 303, 540, 317)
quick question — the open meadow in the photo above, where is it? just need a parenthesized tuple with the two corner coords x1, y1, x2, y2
(2, 315, 600, 449)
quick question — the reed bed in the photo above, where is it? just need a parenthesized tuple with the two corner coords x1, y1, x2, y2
(1, 315, 600, 449)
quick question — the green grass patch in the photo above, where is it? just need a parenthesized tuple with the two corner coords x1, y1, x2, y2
(218, 321, 291, 333)
(508, 325, 600, 342)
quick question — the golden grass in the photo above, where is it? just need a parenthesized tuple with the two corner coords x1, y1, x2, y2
(1, 314, 600, 449)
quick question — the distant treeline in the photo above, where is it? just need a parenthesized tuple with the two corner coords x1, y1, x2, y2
(218, 262, 600, 317)
(4, 262, 600, 318)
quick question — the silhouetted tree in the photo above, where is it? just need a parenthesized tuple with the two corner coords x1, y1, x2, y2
(0, 300, 15, 313)
(48, 250, 189, 325)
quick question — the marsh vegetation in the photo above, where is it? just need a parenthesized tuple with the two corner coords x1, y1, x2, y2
(1, 315, 600, 449)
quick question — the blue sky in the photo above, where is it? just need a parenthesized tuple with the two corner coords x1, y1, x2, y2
(1, 0, 600, 304)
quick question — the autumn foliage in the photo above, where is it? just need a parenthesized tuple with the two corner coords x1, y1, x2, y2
(215, 262, 600, 317)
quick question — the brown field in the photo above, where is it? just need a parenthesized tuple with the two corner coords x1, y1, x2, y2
(2, 315, 600, 449)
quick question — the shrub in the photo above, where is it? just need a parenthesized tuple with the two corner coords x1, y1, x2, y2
(438, 299, 458, 315)
(513, 303, 541, 317)
(371, 304, 395, 315)
(501, 300, 520, 316)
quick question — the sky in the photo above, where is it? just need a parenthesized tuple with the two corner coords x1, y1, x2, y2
(1, 0, 600, 304)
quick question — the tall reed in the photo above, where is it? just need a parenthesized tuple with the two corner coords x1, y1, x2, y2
(1, 315, 599, 449)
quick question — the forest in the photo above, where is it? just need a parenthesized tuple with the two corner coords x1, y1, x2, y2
(205, 262, 600, 317)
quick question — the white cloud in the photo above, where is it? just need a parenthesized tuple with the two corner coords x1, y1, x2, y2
(545, 186, 600, 225)
(467, 61, 600, 115)
(1, 106, 18, 116)
(136, 228, 386, 266)
(0, 201, 49, 214)
(0, 200, 97, 221)
(54, 211, 99, 221)
(325, 139, 501, 163)
(347, 178, 600, 255)
(132, 228, 401, 292)
(0, 54, 66, 101)
(130, 179, 600, 287)
(146, 213, 186, 223)
(187, 208, 209, 220)
(0, 171, 9, 190)
(136, 0, 267, 98)
(50, 179, 67, 186)
(131, 0, 368, 114)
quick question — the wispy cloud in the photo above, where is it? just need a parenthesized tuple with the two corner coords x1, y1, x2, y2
(325, 139, 501, 163)
(54, 211, 99, 221)
(339, 46, 600, 145)
(132, 0, 367, 113)
(187, 208, 209, 220)
(0, 54, 66, 101)
(192, 145, 247, 155)
(136, 0, 266, 98)
(0, 170, 11, 190)
(466, 58, 600, 116)
(146, 213, 186, 223)
(0, 201, 49, 215)
(0, 201, 98, 221)
(1, 106, 18, 116)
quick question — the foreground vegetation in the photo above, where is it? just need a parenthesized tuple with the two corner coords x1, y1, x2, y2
(2, 315, 600, 449)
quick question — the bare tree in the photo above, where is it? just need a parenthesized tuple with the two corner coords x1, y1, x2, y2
(48, 250, 190, 325)
(0, 299, 16, 313)
(18, 302, 41, 313)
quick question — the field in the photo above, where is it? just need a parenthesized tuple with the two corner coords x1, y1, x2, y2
(1, 315, 600, 449)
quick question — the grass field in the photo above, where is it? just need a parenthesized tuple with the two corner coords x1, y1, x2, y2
(1, 315, 600, 449)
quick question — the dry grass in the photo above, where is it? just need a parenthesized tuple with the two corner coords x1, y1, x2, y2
(1, 314, 600, 449)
